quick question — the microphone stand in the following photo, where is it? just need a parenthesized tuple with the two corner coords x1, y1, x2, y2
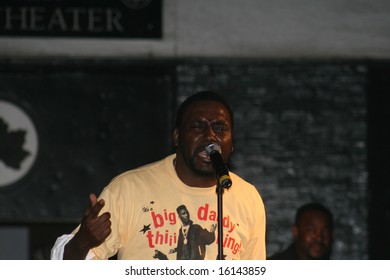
(206, 143, 231, 260)
(216, 181, 225, 260)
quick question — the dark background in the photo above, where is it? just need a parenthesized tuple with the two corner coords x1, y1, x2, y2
(0, 58, 388, 259)
(366, 62, 390, 260)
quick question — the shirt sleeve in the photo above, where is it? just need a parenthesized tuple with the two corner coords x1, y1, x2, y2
(240, 188, 267, 260)
(50, 234, 95, 260)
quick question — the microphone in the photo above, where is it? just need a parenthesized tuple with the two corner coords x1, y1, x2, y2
(205, 143, 232, 189)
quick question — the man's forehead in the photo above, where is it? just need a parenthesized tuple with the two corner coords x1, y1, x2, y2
(300, 211, 330, 224)
(183, 101, 231, 120)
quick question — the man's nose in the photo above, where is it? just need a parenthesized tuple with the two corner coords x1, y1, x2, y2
(203, 123, 217, 139)
(313, 231, 324, 242)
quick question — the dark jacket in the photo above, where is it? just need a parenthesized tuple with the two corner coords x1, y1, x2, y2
(176, 221, 216, 260)
(267, 243, 300, 260)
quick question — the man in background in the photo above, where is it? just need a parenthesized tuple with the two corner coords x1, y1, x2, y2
(268, 202, 333, 260)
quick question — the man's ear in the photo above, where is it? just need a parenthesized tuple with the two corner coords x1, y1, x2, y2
(173, 128, 179, 147)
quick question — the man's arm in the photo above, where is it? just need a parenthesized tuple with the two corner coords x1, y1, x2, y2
(242, 194, 266, 260)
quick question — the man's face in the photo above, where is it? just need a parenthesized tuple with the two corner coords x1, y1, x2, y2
(174, 100, 233, 178)
(293, 210, 333, 260)
(178, 208, 190, 225)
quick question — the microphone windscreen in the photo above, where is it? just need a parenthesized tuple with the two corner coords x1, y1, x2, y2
(205, 143, 221, 155)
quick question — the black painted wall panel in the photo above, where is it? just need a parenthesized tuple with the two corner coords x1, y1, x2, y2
(367, 62, 390, 259)
(0, 60, 175, 221)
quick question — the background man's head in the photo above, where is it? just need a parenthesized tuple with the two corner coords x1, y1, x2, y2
(293, 202, 334, 260)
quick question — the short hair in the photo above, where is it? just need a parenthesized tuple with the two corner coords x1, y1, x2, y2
(176, 204, 188, 214)
(295, 203, 334, 229)
(174, 90, 234, 130)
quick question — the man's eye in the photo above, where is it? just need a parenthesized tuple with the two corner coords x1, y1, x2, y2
(190, 122, 207, 130)
(212, 124, 228, 132)
(189, 122, 229, 133)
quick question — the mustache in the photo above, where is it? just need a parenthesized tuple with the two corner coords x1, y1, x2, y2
(194, 143, 213, 154)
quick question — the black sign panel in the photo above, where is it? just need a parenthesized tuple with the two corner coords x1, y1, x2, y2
(0, 0, 162, 38)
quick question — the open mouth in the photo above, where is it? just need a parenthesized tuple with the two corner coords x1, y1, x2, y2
(198, 149, 211, 162)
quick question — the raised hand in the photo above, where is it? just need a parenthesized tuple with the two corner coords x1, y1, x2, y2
(63, 193, 111, 259)
(79, 193, 112, 247)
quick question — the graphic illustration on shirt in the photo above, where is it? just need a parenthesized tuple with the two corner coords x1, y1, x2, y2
(140, 201, 242, 260)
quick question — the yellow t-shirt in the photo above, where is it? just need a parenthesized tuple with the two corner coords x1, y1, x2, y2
(87, 154, 266, 260)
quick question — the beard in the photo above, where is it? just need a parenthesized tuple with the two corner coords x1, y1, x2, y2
(308, 243, 331, 260)
(188, 157, 215, 177)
